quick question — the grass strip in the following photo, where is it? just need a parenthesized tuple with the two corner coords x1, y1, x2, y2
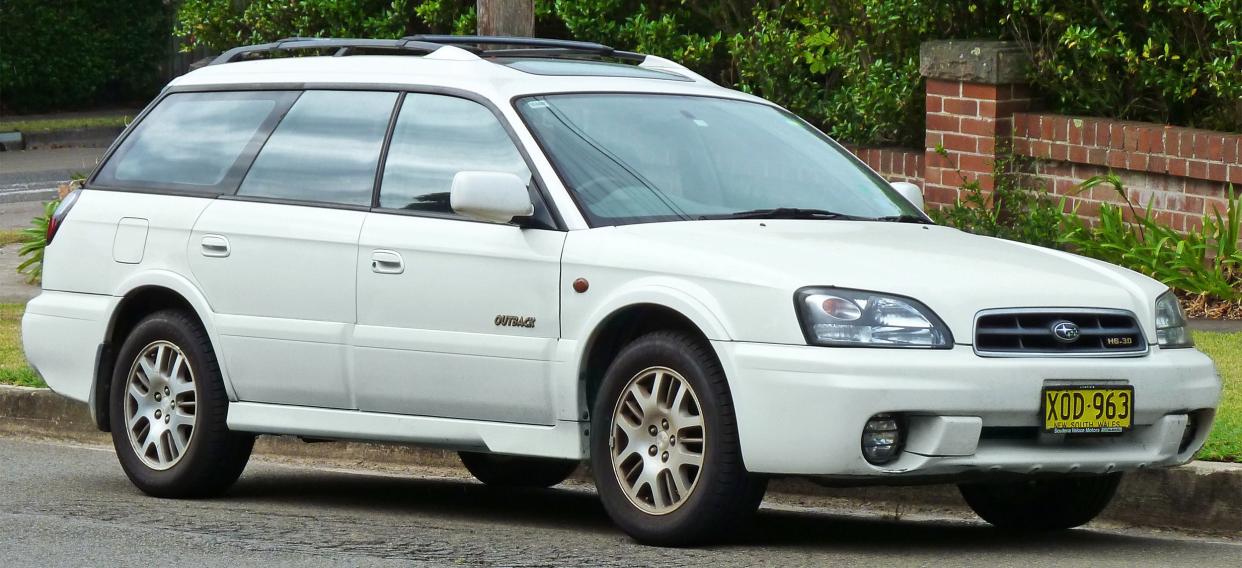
(0, 115, 129, 134)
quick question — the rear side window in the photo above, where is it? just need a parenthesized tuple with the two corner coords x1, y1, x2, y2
(94, 91, 296, 193)
(237, 90, 398, 206)
(378, 94, 530, 214)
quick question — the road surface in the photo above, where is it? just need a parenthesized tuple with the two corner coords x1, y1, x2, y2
(0, 147, 106, 203)
(1, 436, 1237, 567)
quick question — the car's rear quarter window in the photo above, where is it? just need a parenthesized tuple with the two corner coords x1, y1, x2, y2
(93, 91, 297, 194)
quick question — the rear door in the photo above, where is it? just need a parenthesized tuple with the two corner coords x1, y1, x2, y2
(353, 93, 565, 424)
(189, 89, 399, 409)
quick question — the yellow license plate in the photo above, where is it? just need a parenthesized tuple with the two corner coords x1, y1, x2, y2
(1041, 386, 1133, 434)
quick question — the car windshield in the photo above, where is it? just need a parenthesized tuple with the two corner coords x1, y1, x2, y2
(515, 93, 923, 226)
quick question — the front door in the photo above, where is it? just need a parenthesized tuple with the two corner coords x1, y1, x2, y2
(353, 93, 564, 425)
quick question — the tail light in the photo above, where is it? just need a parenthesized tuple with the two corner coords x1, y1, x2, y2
(46, 190, 81, 246)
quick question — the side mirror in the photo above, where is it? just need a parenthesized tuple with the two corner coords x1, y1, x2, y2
(891, 181, 924, 212)
(450, 171, 534, 224)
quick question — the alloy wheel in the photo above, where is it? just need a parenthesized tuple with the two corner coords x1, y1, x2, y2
(609, 366, 706, 515)
(124, 340, 197, 470)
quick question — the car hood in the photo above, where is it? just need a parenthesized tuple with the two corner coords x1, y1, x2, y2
(569, 220, 1167, 344)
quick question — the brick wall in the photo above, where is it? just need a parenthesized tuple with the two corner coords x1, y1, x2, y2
(922, 80, 1034, 206)
(842, 40, 1238, 229)
(1012, 114, 1241, 231)
(845, 145, 925, 188)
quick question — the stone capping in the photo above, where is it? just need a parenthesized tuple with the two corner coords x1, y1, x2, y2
(1013, 113, 1242, 185)
(919, 40, 1030, 85)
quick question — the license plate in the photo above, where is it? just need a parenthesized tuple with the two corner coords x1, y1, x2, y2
(1041, 386, 1133, 434)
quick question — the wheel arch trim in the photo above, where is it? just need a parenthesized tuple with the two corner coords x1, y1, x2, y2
(564, 281, 733, 423)
(101, 269, 234, 402)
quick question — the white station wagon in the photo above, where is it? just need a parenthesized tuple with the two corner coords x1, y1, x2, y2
(22, 36, 1221, 545)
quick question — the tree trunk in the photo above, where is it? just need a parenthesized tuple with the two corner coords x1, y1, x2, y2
(476, 0, 534, 37)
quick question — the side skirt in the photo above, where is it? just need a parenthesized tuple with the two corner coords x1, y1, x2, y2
(227, 402, 587, 460)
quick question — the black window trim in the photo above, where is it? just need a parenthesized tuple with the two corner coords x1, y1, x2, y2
(85, 82, 567, 232)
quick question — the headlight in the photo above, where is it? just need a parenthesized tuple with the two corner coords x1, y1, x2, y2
(1154, 291, 1193, 348)
(795, 287, 952, 348)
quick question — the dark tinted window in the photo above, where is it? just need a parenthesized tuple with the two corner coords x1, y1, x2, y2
(378, 94, 530, 214)
(238, 90, 398, 206)
(94, 91, 294, 193)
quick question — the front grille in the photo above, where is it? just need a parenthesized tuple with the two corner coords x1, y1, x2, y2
(974, 309, 1147, 356)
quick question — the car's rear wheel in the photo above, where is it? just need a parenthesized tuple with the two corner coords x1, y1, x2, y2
(109, 309, 254, 498)
(959, 473, 1123, 531)
(591, 330, 766, 546)
(458, 452, 579, 488)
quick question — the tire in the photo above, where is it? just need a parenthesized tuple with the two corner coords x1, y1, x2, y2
(959, 473, 1123, 531)
(458, 452, 580, 488)
(590, 330, 767, 546)
(109, 309, 254, 498)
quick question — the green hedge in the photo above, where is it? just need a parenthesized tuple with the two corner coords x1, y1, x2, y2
(1008, 0, 1240, 134)
(171, 1, 1239, 145)
(0, 1, 173, 113)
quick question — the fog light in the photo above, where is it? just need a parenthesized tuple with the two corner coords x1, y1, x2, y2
(1179, 414, 1198, 453)
(862, 413, 904, 465)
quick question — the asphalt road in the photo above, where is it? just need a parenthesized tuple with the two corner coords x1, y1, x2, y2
(0, 147, 106, 203)
(1, 436, 1238, 567)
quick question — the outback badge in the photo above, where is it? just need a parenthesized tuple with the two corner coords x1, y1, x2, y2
(495, 315, 536, 328)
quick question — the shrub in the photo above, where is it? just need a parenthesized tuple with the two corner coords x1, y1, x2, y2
(930, 146, 1066, 249)
(0, 0, 173, 113)
(1006, 0, 1241, 132)
(1060, 176, 1241, 312)
(731, 1, 1004, 147)
(16, 200, 58, 285)
(550, 1, 732, 78)
(174, 0, 474, 49)
(170, 1, 1240, 143)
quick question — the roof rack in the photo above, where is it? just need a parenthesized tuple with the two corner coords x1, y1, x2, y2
(209, 35, 651, 68)
(403, 35, 645, 62)
(211, 37, 444, 65)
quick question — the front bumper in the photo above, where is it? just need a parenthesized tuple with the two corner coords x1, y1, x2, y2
(715, 341, 1222, 481)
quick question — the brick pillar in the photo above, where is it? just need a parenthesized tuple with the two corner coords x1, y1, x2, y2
(919, 41, 1034, 205)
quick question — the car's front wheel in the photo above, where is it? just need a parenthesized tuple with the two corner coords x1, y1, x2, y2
(109, 309, 254, 498)
(591, 330, 766, 546)
(959, 473, 1123, 531)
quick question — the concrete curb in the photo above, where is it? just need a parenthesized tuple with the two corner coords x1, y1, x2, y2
(2, 385, 1238, 534)
(19, 126, 123, 150)
(1189, 319, 1242, 333)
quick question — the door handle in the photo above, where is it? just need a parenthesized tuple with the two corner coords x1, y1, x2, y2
(371, 250, 404, 274)
(200, 235, 230, 258)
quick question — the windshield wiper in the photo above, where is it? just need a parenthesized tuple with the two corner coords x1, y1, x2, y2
(874, 214, 933, 224)
(717, 207, 864, 220)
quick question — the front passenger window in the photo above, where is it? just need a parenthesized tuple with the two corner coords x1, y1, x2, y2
(379, 94, 531, 214)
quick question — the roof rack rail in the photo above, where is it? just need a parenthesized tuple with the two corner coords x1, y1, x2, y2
(211, 37, 444, 66)
(403, 35, 645, 62)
